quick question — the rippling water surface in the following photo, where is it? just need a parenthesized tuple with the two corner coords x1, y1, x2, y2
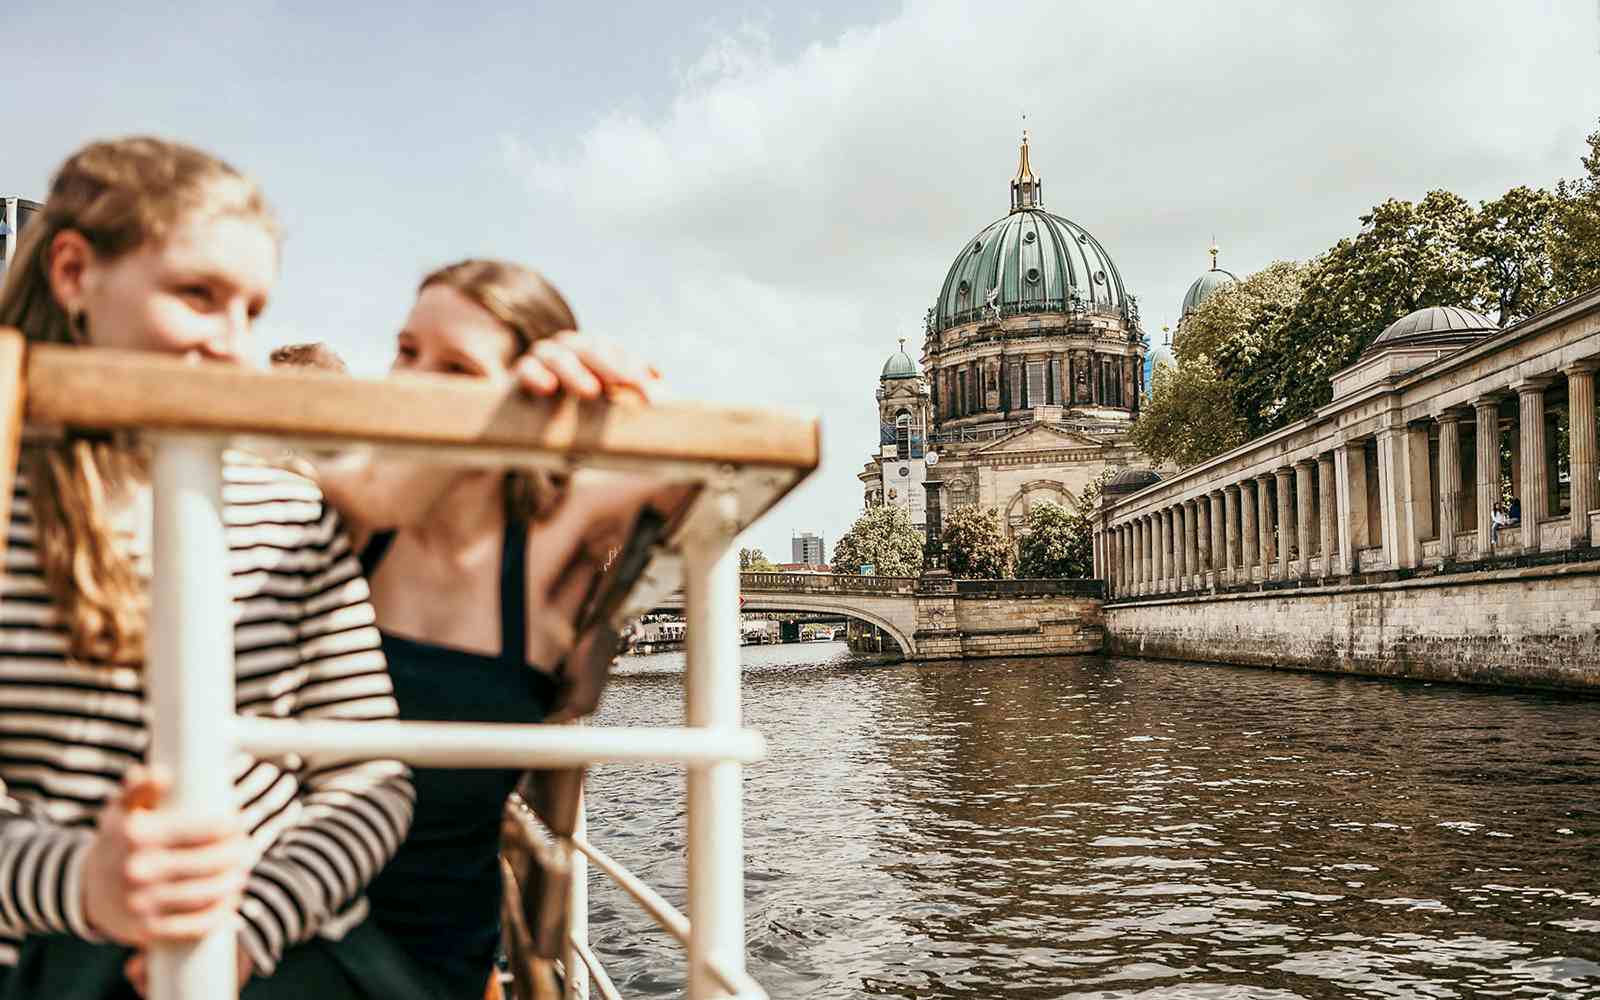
(586, 645, 1600, 998)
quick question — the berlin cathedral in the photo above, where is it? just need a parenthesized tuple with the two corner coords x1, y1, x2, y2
(860, 133, 1235, 540)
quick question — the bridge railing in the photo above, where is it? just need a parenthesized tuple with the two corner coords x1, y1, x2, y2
(1, 336, 818, 1000)
(740, 572, 920, 595)
(955, 578, 1104, 597)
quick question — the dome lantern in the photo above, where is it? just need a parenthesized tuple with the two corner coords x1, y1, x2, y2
(1009, 130, 1042, 213)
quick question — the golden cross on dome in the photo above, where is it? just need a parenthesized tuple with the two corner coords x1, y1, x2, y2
(1208, 241, 1220, 271)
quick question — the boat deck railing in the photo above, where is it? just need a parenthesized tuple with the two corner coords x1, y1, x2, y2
(0, 332, 819, 1000)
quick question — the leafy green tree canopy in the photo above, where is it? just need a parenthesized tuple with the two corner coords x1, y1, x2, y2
(831, 504, 924, 577)
(738, 548, 777, 572)
(941, 505, 1013, 579)
(1134, 120, 1600, 464)
(1015, 472, 1112, 579)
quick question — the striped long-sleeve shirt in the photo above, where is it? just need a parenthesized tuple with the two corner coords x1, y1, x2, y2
(0, 456, 414, 976)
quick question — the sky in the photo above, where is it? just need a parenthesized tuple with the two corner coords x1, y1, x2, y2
(5, 0, 1600, 560)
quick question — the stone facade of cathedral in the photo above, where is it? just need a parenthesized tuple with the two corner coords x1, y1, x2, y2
(859, 134, 1231, 551)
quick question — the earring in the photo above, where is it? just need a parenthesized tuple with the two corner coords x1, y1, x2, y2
(68, 308, 88, 344)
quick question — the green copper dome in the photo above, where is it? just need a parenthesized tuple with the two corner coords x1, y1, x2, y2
(881, 342, 917, 380)
(1181, 267, 1237, 314)
(933, 208, 1128, 332)
(931, 135, 1130, 333)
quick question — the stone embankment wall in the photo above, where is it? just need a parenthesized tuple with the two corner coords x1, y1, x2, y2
(1106, 559, 1600, 691)
(913, 580, 1103, 661)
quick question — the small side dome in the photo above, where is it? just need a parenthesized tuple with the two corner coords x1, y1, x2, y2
(1181, 243, 1237, 316)
(881, 339, 918, 380)
(1364, 306, 1498, 357)
(1104, 468, 1163, 497)
(1181, 268, 1237, 314)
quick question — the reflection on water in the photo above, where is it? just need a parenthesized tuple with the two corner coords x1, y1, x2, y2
(587, 643, 1600, 998)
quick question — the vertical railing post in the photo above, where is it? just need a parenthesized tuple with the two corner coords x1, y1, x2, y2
(565, 787, 590, 1000)
(684, 489, 743, 1000)
(146, 435, 236, 1000)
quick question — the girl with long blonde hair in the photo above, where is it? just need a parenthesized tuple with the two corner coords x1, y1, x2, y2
(0, 137, 418, 999)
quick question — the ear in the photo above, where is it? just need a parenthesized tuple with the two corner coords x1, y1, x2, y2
(46, 229, 97, 316)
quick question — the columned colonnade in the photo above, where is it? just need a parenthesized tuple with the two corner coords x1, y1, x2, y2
(1089, 293, 1600, 597)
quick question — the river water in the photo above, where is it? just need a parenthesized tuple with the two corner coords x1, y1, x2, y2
(585, 643, 1600, 999)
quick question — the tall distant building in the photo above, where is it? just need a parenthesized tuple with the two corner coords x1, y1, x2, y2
(1, 198, 44, 281)
(792, 531, 825, 566)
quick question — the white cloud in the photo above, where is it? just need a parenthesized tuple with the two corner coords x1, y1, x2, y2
(503, 0, 1600, 558)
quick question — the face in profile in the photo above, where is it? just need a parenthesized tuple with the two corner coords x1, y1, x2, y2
(55, 212, 277, 363)
(392, 283, 519, 383)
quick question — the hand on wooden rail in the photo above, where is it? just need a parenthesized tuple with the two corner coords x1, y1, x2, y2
(81, 766, 252, 947)
(512, 330, 663, 403)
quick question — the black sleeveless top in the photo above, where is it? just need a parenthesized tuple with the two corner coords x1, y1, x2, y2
(361, 522, 558, 1000)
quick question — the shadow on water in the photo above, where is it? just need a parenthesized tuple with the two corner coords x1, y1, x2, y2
(586, 644, 1600, 999)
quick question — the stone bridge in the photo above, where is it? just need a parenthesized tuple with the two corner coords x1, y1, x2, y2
(654, 572, 1103, 660)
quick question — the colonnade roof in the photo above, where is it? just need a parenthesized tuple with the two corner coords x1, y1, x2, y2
(1102, 286, 1600, 521)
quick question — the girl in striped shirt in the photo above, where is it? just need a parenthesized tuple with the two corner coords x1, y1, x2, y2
(0, 138, 417, 998)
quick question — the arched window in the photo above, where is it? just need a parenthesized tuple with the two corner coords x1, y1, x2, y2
(895, 410, 912, 458)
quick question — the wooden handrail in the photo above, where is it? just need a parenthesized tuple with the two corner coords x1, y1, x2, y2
(13, 334, 819, 472)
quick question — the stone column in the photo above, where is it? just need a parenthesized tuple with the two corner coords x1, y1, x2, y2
(1375, 426, 1409, 569)
(1112, 527, 1124, 595)
(1205, 492, 1221, 586)
(1184, 499, 1200, 589)
(1516, 378, 1552, 552)
(1406, 422, 1435, 558)
(1091, 353, 1102, 405)
(1174, 503, 1189, 590)
(1137, 518, 1148, 593)
(1317, 453, 1337, 576)
(1436, 411, 1462, 561)
(1294, 461, 1315, 578)
(1146, 515, 1157, 592)
(1274, 468, 1294, 578)
(1169, 501, 1183, 589)
(1240, 479, 1259, 578)
(1138, 515, 1149, 592)
(1565, 361, 1598, 547)
(1338, 441, 1369, 574)
(1223, 485, 1240, 582)
(1256, 473, 1275, 578)
(1156, 509, 1169, 592)
(1474, 397, 1501, 556)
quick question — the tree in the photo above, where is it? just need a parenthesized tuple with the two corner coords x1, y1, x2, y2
(1553, 121, 1600, 300)
(1016, 471, 1112, 578)
(738, 547, 777, 572)
(1468, 185, 1562, 322)
(830, 504, 924, 577)
(1132, 263, 1304, 466)
(941, 505, 1013, 579)
(1130, 121, 1600, 466)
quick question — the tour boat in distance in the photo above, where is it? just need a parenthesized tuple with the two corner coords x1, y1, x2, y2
(0, 332, 819, 1000)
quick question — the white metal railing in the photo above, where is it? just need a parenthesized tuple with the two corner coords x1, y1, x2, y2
(2, 338, 815, 1000)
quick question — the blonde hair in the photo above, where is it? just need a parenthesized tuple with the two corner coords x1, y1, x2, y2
(418, 259, 577, 524)
(0, 137, 277, 664)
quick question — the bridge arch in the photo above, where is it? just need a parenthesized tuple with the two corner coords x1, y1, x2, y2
(733, 596, 914, 657)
